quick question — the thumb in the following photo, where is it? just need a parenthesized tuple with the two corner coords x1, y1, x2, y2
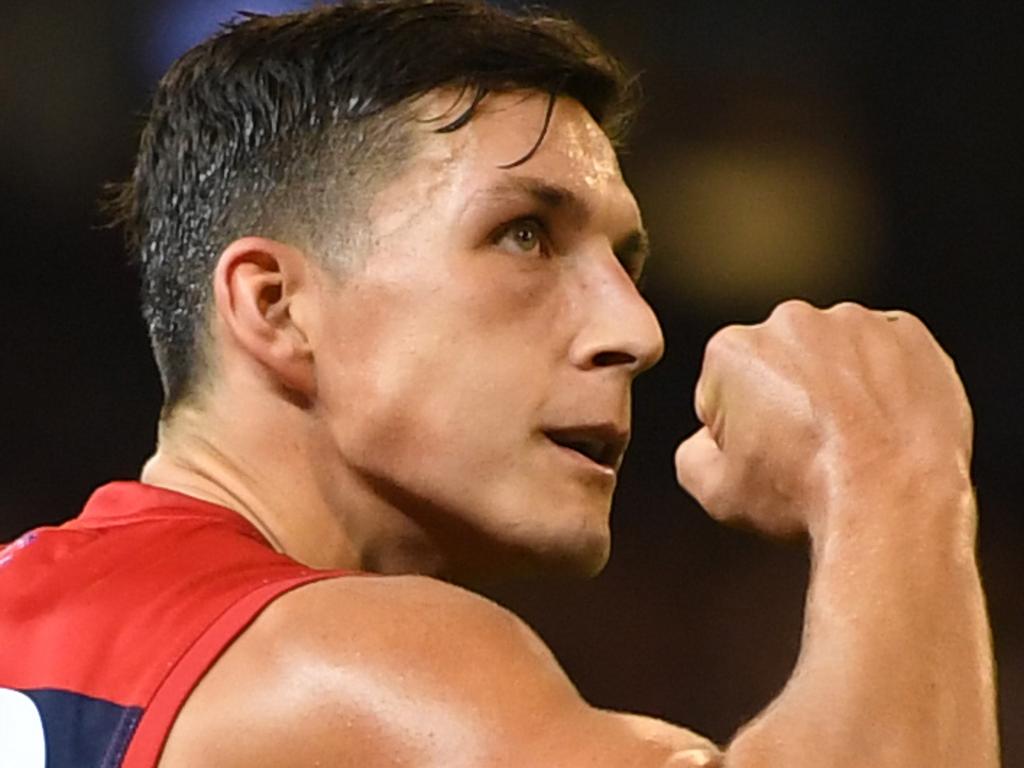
(674, 426, 729, 515)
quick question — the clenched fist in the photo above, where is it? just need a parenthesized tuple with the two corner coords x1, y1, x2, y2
(674, 300, 974, 539)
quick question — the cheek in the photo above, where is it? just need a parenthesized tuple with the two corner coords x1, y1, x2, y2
(322, 308, 551, 486)
(358, 348, 540, 478)
(316, 247, 574, 489)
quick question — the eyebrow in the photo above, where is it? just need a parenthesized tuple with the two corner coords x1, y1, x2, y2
(473, 176, 651, 279)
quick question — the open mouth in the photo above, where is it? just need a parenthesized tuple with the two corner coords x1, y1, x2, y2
(544, 428, 627, 470)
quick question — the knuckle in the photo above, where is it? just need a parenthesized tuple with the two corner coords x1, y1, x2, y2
(769, 298, 814, 322)
(894, 309, 927, 332)
(703, 324, 743, 361)
(881, 307, 915, 323)
(887, 309, 938, 346)
(828, 300, 867, 316)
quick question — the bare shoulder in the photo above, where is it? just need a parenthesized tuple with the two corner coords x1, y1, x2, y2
(159, 575, 721, 767)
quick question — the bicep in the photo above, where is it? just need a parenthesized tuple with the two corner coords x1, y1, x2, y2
(159, 575, 720, 768)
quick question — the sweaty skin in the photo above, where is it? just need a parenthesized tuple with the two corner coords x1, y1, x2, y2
(146, 92, 997, 767)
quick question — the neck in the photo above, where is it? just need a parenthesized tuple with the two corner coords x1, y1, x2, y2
(140, 394, 443, 575)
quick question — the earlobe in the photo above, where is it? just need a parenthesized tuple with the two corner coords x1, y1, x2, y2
(213, 237, 317, 399)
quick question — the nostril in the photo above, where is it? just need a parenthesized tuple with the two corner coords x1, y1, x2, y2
(592, 350, 637, 368)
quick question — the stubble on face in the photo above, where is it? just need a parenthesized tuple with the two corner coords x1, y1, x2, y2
(307, 89, 660, 581)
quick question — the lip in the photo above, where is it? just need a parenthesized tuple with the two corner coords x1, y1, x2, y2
(548, 440, 619, 478)
(542, 424, 630, 475)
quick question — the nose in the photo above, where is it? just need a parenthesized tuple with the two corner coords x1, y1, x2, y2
(569, 253, 665, 376)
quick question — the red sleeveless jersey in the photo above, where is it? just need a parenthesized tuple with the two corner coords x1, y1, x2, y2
(0, 482, 351, 767)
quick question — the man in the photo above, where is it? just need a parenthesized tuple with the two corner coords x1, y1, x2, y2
(0, 1, 998, 766)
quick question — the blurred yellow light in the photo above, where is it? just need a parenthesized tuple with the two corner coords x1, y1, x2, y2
(646, 141, 879, 309)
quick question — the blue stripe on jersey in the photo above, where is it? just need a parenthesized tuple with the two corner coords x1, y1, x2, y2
(23, 688, 142, 768)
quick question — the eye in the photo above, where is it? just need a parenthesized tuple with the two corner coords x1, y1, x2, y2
(496, 217, 546, 256)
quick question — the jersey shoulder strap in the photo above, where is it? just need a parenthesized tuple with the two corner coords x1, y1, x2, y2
(0, 481, 353, 768)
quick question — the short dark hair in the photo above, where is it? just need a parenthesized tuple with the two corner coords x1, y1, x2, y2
(111, 0, 639, 412)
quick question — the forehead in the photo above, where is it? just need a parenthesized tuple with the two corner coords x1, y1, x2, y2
(373, 89, 639, 225)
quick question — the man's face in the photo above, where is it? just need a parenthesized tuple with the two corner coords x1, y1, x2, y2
(311, 91, 664, 579)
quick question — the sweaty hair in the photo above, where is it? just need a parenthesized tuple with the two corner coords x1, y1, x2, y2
(110, 0, 638, 412)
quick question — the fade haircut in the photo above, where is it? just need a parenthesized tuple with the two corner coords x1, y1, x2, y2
(111, 0, 639, 412)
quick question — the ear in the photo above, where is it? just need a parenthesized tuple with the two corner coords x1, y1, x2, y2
(212, 236, 318, 399)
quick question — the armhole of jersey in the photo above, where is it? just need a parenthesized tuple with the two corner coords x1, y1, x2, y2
(120, 573, 342, 768)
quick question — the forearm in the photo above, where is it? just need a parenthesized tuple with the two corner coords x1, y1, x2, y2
(724, 471, 999, 768)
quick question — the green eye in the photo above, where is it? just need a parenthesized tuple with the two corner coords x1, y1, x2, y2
(500, 218, 544, 254)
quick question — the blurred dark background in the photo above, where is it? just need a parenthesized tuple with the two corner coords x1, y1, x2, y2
(1, 0, 1020, 760)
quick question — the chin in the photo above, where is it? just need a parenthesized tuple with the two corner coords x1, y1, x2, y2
(363, 468, 615, 583)
(538, 525, 612, 578)
(449, 512, 613, 585)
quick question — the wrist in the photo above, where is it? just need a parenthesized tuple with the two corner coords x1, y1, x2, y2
(809, 443, 975, 549)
